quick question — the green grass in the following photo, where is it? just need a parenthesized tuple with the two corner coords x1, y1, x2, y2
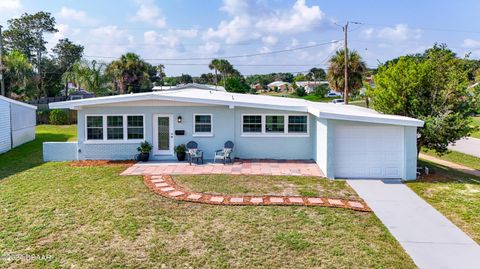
(422, 148, 480, 170)
(0, 126, 416, 268)
(175, 174, 360, 200)
(0, 125, 77, 179)
(470, 116, 480, 139)
(407, 159, 480, 244)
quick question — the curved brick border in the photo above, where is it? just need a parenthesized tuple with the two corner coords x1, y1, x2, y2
(144, 175, 371, 212)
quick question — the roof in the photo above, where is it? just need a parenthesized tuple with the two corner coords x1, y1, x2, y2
(70, 89, 94, 96)
(49, 87, 423, 127)
(0, 95, 37, 110)
(267, 81, 290, 87)
(153, 83, 226, 92)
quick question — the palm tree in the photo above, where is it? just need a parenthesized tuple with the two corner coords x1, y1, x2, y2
(63, 60, 107, 96)
(327, 49, 366, 104)
(208, 59, 221, 88)
(105, 53, 149, 94)
(3, 50, 33, 98)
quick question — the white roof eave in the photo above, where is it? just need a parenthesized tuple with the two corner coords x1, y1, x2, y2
(317, 111, 424, 127)
(0, 95, 37, 110)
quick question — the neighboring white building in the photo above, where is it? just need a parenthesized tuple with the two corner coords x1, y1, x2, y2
(267, 81, 291, 91)
(153, 83, 227, 92)
(0, 96, 37, 154)
(295, 81, 329, 94)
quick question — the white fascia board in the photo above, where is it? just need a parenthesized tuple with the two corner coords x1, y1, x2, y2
(317, 111, 424, 127)
(49, 93, 156, 109)
(0, 95, 37, 110)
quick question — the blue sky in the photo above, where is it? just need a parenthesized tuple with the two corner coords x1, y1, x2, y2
(1, 0, 480, 76)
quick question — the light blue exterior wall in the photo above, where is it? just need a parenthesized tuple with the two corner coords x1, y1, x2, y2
(76, 105, 313, 161)
(43, 142, 78, 161)
(403, 126, 418, 180)
(314, 118, 336, 178)
(0, 99, 11, 154)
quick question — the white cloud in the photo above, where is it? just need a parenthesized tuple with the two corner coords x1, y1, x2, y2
(261, 35, 278, 46)
(361, 28, 374, 39)
(199, 41, 223, 55)
(255, 0, 325, 34)
(203, 0, 327, 44)
(143, 30, 185, 52)
(172, 29, 198, 38)
(132, 0, 166, 28)
(377, 24, 422, 41)
(57, 7, 92, 24)
(463, 38, 480, 48)
(86, 25, 135, 56)
(0, 0, 21, 11)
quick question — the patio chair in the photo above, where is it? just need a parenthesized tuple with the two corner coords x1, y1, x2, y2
(186, 141, 203, 165)
(214, 141, 234, 164)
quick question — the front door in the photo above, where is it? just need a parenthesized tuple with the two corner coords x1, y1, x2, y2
(153, 114, 174, 155)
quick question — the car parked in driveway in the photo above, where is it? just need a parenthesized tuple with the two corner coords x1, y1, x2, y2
(331, 98, 345, 104)
(325, 92, 342, 98)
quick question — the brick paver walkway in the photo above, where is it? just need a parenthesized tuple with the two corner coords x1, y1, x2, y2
(121, 159, 324, 177)
(144, 175, 371, 212)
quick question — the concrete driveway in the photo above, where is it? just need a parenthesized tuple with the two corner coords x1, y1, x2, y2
(448, 137, 480, 157)
(348, 179, 480, 269)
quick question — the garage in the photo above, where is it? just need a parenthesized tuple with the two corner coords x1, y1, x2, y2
(333, 124, 404, 179)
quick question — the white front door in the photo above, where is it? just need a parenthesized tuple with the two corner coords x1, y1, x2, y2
(153, 114, 174, 155)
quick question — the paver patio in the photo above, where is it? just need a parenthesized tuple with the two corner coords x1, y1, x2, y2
(121, 159, 324, 177)
(143, 175, 370, 211)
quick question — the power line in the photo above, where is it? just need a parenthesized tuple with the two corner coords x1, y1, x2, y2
(84, 40, 340, 61)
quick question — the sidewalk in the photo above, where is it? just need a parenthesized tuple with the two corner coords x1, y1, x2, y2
(419, 153, 480, 177)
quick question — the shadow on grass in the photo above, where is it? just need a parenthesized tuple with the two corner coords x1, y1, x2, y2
(0, 132, 73, 180)
(413, 159, 480, 185)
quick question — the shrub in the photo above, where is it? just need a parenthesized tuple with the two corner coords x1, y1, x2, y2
(49, 109, 68, 125)
(295, 86, 306, 97)
(314, 84, 330, 97)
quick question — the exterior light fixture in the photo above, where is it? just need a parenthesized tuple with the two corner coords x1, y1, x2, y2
(177, 116, 182, 123)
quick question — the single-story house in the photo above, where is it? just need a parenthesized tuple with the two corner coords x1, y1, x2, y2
(45, 87, 423, 179)
(0, 95, 37, 154)
(267, 81, 291, 91)
(153, 83, 226, 92)
(295, 81, 329, 94)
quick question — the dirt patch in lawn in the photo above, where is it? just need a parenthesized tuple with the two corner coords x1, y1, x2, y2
(69, 160, 135, 167)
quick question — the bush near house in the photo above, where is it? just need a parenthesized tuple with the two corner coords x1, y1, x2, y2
(49, 109, 68, 125)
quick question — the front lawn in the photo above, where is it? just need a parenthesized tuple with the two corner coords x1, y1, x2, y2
(470, 116, 480, 139)
(0, 125, 416, 268)
(422, 148, 480, 170)
(407, 160, 480, 244)
(0, 125, 77, 179)
(175, 174, 359, 200)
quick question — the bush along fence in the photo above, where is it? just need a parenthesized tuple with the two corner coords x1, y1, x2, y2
(36, 108, 77, 125)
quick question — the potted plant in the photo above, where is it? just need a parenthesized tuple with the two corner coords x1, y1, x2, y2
(137, 141, 152, 162)
(174, 144, 187, 161)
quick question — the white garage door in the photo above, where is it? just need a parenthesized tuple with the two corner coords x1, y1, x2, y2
(334, 124, 404, 178)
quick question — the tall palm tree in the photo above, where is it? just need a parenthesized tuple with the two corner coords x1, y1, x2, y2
(3, 50, 33, 98)
(208, 59, 221, 88)
(106, 53, 149, 94)
(63, 60, 106, 96)
(327, 49, 366, 104)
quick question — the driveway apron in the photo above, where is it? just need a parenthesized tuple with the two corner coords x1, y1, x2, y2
(347, 179, 480, 269)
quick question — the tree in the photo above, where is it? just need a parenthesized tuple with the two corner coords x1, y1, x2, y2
(327, 49, 366, 103)
(146, 63, 165, 86)
(225, 76, 250, 93)
(178, 73, 193, 84)
(295, 86, 306, 97)
(64, 60, 108, 96)
(105, 53, 150, 94)
(209, 59, 239, 88)
(308, 67, 326, 81)
(3, 12, 58, 61)
(368, 44, 479, 155)
(52, 38, 84, 96)
(208, 59, 221, 87)
(2, 50, 34, 98)
(313, 84, 329, 97)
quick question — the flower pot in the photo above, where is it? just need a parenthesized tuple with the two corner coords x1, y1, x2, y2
(139, 152, 150, 162)
(176, 152, 186, 161)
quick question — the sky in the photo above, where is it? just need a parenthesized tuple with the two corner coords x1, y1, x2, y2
(1, 0, 480, 76)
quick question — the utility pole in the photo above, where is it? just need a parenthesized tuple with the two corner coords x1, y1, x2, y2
(343, 22, 349, 104)
(338, 21, 362, 104)
(0, 25, 5, 96)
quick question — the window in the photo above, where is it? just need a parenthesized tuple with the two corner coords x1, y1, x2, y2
(265, 115, 285, 133)
(86, 116, 103, 140)
(107, 116, 124, 140)
(243, 115, 262, 133)
(288, 116, 308, 133)
(85, 115, 144, 142)
(127, 116, 144, 139)
(194, 114, 212, 134)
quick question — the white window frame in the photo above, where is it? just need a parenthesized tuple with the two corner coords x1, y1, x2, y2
(241, 114, 309, 137)
(84, 114, 145, 144)
(193, 113, 213, 137)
